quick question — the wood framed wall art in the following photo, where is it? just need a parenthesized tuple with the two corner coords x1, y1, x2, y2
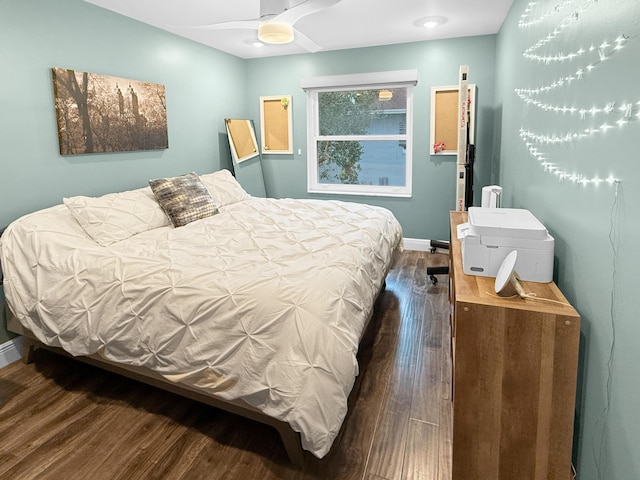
(259, 95, 293, 154)
(430, 85, 476, 155)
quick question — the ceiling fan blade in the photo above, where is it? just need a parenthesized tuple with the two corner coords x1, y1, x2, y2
(276, 0, 341, 25)
(293, 27, 323, 52)
(184, 19, 262, 31)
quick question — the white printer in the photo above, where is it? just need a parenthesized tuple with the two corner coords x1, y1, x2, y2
(457, 207, 554, 283)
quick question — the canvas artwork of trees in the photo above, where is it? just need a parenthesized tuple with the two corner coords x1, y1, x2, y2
(51, 67, 168, 155)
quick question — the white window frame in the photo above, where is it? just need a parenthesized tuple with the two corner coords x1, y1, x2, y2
(301, 70, 418, 197)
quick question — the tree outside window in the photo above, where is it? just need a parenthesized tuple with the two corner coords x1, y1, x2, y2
(304, 71, 415, 197)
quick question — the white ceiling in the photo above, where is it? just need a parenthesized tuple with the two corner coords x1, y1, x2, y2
(83, 0, 514, 59)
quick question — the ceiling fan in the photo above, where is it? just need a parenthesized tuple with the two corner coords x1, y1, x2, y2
(186, 0, 341, 52)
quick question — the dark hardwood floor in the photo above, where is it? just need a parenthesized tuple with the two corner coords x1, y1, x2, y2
(0, 250, 452, 480)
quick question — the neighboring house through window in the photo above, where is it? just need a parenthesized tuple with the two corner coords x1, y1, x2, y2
(301, 70, 418, 197)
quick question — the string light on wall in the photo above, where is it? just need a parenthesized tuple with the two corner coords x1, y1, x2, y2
(523, 35, 628, 63)
(518, 0, 577, 28)
(515, 0, 633, 186)
(516, 35, 629, 99)
(520, 128, 620, 186)
(515, 98, 638, 123)
(522, 7, 624, 480)
(520, 0, 593, 52)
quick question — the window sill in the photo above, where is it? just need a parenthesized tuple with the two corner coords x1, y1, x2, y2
(308, 185, 412, 198)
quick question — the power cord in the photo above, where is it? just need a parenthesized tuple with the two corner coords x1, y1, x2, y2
(592, 180, 621, 480)
(518, 291, 573, 306)
(485, 290, 572, 307)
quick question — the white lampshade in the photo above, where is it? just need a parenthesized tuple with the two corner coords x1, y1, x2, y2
(494, 250, 526, 298)
(258, 22, 294, 44)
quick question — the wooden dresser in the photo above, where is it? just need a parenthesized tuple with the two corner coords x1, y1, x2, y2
(449, 211, 580, 480)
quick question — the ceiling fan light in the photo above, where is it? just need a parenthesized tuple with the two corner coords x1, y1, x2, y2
(258, 21, 294, 44)
(378, 90, 393, 101)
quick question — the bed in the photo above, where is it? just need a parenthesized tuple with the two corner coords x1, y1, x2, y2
(0, 169, 403, 466)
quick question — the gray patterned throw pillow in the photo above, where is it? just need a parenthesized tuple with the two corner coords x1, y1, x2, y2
(149, 172, 219, 227)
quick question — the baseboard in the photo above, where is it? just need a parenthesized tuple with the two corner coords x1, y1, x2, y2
(0, 336, 23, 369)
(403, 238, 449, 252)
(403, 238, 431, 251)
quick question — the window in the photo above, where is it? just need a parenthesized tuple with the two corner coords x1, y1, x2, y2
(302, 70, 417, 197)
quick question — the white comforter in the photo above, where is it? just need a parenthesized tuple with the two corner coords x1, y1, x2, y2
(0, 195, 402, 458)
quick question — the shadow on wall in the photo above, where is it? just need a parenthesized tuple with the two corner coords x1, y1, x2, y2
(218, 132, 234, 173)
(473, 105, 496, 207)
(490, 104, 502, 186)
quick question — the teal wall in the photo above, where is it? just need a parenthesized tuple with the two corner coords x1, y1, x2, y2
(245, 36, 498, 239)
(496, 1, 640, 478)
(0, 0, 248, 342)
(3, 1, 637, 478)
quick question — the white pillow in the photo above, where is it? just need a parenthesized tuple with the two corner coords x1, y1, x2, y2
(199, 169, 250, 207)
(64, 187, 170, 246)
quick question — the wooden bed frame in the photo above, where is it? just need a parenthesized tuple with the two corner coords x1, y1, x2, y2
(4, 283, 385, 467)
